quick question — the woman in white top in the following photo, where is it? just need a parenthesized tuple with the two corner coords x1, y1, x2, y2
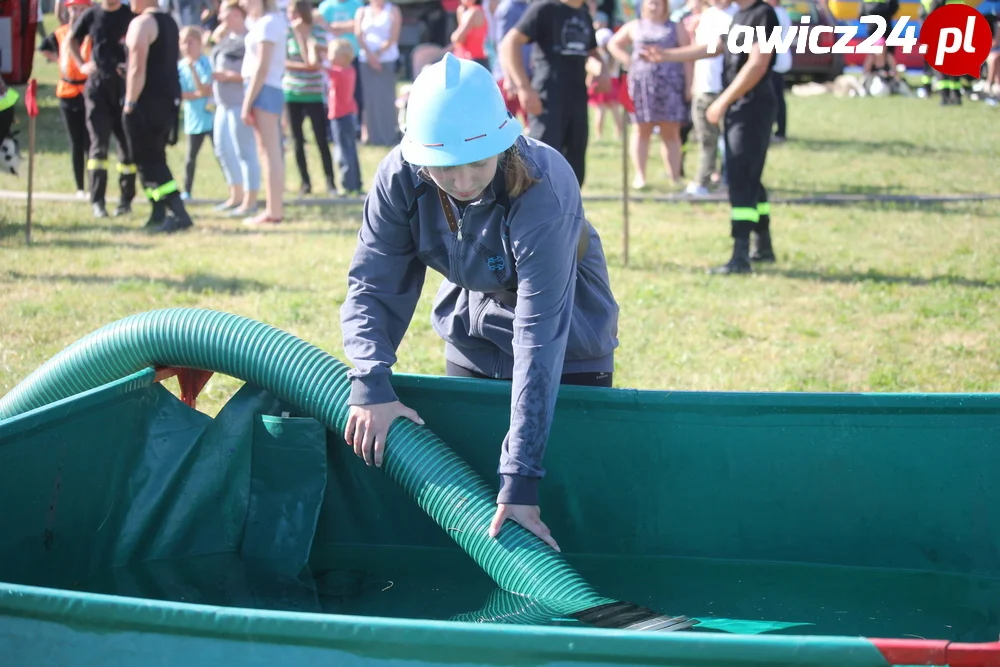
(240, 0, 287, 224)
(354, 0, 401, 146)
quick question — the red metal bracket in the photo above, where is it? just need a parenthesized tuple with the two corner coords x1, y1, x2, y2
(872, 638, 1000, 667)
(153, 367, 215, 409)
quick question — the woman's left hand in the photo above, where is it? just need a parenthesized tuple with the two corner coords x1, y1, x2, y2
(489, 504, 561, 552)
(706, 97, 727, 125)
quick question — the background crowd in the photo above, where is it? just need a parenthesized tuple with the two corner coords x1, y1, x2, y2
(40, 0, 893, 228)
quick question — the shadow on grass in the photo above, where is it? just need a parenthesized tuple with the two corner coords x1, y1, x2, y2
(784, 137, 974, 158)
(622, 259, 1000, 290)
(24, 239, 152, 250)
(200, 222, 361, 237)
(772, 183, 910, 196)
(761, 267, 1000, 290)
(765, 198, 999, 216)
(0, 217, 362, 240)
(1, 270, 295, 294)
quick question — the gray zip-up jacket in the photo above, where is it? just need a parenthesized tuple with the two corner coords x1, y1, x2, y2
(340, 135, 620, 506)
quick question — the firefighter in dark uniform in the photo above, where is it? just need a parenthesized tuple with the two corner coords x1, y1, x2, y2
(927, 0, 976, 104)
(122, 0, 195, 233)
(636, 0, 779, 274)
(917, 0, 937, 97)
(69, 0, 137, 218)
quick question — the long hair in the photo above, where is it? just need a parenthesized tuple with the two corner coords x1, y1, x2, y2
(498, 142, 540, 199)
(293, 0, 313, 22)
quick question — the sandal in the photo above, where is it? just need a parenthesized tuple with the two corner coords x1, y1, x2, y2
(242, 211, 283, 226)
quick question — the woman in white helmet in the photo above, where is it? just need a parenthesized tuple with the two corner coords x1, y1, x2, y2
(340, 53, 620, 551)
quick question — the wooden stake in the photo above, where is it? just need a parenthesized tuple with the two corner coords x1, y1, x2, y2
(24, 79, 39, 246)
(26, 112, 35, 245)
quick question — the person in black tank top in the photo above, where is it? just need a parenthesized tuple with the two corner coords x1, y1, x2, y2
(122, 1, 195, 233)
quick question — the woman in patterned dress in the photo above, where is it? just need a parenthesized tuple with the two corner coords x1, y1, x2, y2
(608, 0, 692, 189)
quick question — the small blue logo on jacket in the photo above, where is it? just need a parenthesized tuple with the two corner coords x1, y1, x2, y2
(487, 255, 506, 272)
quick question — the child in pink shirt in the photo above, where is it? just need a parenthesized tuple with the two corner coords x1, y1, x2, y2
(327, 39, 363, 195)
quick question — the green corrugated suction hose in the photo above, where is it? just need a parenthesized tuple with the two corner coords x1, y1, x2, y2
(0, 307, 676, 624)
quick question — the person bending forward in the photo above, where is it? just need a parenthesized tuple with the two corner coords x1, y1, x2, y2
(340, 54, 620, 550)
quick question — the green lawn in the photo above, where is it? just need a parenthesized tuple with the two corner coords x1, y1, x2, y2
(2, 46, 999, 415)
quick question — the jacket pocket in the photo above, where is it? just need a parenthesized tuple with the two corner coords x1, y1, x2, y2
(473, 292, 516, 357)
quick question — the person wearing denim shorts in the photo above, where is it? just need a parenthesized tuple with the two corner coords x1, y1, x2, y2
(240, 0, 287, 225)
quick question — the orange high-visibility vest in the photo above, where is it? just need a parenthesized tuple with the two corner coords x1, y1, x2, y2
(54, 23, 93, 99)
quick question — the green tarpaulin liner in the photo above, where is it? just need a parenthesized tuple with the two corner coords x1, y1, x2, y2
(1, 315, 999, 665)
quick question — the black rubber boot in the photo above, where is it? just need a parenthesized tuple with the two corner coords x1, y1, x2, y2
(144, 200, 166, 228)
(709, 237, 752, 275)
(750, 231, 775, 262)
(152, 195, 194, 234)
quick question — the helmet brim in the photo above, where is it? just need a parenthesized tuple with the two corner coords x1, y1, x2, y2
(401, 115, 524, 168)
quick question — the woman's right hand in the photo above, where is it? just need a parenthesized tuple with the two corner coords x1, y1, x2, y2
(345, 401, 424, 467)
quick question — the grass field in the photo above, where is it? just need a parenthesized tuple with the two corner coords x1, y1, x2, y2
(2, 45, 999, 415)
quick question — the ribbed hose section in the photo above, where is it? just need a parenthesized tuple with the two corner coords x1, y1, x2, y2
(450, 589, 589, 626)
(0, 308, 608, 609)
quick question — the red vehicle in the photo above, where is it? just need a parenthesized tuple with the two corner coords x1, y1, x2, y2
(785, 0, 847, 82)
(1, 0, 41, 85)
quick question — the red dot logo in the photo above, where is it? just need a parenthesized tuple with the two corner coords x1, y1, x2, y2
(917, 4, 993, 77)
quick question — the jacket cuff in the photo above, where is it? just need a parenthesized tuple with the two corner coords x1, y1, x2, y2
(497, 474, 539, 506)
(348, 373, 398, 406)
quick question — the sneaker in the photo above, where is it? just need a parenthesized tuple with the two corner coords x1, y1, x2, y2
(227, 204, 259, 218)
(114, 203, 131, 217)
(180, 192, 191, 201)
(93, 202, 109, 218)
(76, 190, 87, 199)
(684, 183, 710, 196)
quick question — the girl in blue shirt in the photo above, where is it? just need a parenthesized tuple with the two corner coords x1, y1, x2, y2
(339, 54, 620, 552)
(178, 25, 217, 199)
